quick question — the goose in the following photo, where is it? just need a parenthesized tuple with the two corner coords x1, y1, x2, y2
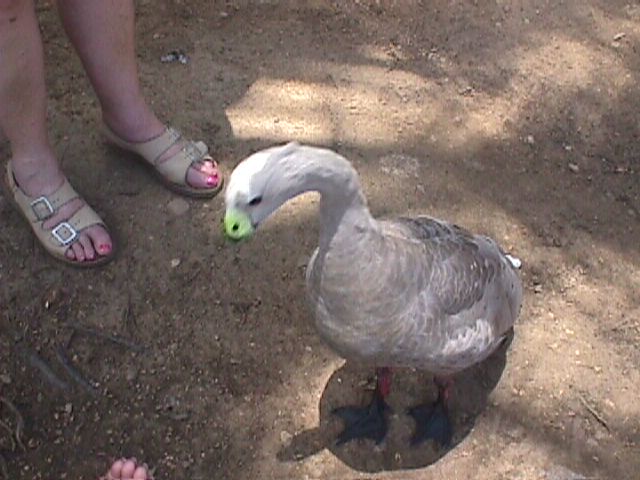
(223, 142, 523, 447)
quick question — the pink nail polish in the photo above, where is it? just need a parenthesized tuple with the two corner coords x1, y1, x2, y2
(206, 175, 218, 186)
(99, 244, 112, 254)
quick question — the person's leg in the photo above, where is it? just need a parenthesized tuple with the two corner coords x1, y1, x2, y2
(0, 0, 112, 262)
(56, 0, 220, 190)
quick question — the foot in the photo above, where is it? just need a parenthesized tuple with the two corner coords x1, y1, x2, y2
(103, 115, 221, 191)
(407, 398, 453, 447)
(10, 154, 113, 263)
(333, 389, 390, 445)
(101, 458, 152, 480)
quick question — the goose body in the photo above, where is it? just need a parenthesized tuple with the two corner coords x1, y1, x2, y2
(224, 142, 523, 446)
(307, 215, 521, 376)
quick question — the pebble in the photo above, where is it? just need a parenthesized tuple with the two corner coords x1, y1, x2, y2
(280, 430, 293, 444)
(170, 258, 181, 268)
(125, 365, 139, 382)
(568, 163, 580, 173)
(167, 198, 190, 216)
(0, 374, 11, 384)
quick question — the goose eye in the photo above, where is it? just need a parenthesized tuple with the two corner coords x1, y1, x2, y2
(248, 196, 262, 206)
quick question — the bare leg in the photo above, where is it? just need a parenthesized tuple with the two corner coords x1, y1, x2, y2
(56, 0, 219, 190)
(0, 0, 112, 262)
(101, 458, 152, 480)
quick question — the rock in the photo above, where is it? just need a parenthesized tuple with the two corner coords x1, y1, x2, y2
(125, 365, 139, 382)
(167, 198, 190, 216)
(280, 430, 293, 445)
(568, 163, 580, 173)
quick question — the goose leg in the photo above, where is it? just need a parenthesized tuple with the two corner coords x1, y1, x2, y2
(333, 367, 392, 445)
(407, 376, 453, 448)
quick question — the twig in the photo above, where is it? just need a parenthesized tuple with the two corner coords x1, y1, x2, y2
(54, 346, 100, 398)
(0, 453, 7, 480)
(123, 293, 137, 334)
(0, 420, 15, 451)
(0, 397, 25, 451)
(18, 345, 70, 392)
(66, 324, 145, 352)
(579, 393, 610, 432)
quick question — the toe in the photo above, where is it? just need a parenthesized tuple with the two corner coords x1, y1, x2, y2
(121, 459, 137, 479)
(78, 234, 96, 261)
(200, 158, 218, 176)
(186, 162, 220, 189)
(70, 242, 86, 262)
(86, 224, 112, 258)
(133, 465, 149, 479)
(108, 459, 124, 478)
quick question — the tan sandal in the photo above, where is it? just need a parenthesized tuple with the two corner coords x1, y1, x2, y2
(102, 123, 224, 198)
(3, 161, 115, 268)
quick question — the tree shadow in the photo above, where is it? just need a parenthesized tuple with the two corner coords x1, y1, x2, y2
(277, 331, 514, 473)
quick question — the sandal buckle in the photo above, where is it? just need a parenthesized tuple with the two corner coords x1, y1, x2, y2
(30, 196, 55, 220)
(51, 222, 78, 246)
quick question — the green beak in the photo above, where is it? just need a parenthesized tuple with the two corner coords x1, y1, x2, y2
(224, 209, 255, 240)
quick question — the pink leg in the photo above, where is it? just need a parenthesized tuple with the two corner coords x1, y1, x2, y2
(56, 0, 220, 190)
(0, 0, 112, 262)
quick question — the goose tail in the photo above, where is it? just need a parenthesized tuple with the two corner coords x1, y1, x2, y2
(505, 254, 522, 269)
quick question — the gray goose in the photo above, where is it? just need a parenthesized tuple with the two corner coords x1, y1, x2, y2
(224, 142, 523, 447)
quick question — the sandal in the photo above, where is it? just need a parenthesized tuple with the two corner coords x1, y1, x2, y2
(2, 161, 115, 268)
(102, 123, 224, 198)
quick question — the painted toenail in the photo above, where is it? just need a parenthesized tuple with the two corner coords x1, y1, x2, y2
(206, 175, 218, 186)
(99, 244, 112, 253)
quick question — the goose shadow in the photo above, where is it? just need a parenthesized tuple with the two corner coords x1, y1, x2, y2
(277, 331, 514, 473)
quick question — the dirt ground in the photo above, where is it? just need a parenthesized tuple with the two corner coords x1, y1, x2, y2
(0, 1, 639, 479)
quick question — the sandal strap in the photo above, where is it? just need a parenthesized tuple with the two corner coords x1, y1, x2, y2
(43, 204, 105, 250)
(6, 162, 79, 222)
(102, 122, 218, 191)
(154, 140, 210, 184)
(5, 161, 108, 257)
(104, 125, 185, 165)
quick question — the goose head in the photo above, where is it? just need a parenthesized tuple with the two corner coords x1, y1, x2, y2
(223, 142, 302, 241)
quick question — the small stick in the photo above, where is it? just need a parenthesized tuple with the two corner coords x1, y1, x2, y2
(0, 397, 25, 451)
(54, 346, 100, 398)
(579, 393, 610, 432)
(19, 346, 70, 392)
(0, 420, 15, 451)
(66, 324, 145, 352)
(0, 453, 7, 480)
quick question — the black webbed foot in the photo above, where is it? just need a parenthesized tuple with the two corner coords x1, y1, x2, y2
(407, 396, 453, 448)
(333, 389, 390, 445)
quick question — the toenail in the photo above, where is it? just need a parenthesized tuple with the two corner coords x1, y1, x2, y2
(99, 244, 112, 254)
(206, 175, 218, 186)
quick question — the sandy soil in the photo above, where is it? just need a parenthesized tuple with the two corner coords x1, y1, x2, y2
(0, 1, 639, 479)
